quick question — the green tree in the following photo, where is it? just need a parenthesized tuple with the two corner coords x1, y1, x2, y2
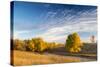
(65, 32, 83, 53)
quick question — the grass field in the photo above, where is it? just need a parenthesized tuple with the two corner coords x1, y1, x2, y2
(11, 43, 97, 66)
(12, 50, 81, 66)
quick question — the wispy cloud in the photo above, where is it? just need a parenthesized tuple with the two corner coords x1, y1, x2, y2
(34, 9, 97, 43)
(13, 3, 97, 43)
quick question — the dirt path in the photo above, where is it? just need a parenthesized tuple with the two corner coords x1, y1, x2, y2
(43, 52, 97, 62)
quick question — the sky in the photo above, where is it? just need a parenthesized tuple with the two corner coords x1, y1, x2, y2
(12, 1, 97, 43)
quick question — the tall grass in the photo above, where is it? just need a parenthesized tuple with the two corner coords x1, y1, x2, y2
(12, 50, 80, 66)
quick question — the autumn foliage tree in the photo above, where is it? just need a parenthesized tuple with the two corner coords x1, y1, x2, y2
(13, 39, 26, 51)
(13, 37, 61, 52)
(24, 40, 35, 52)
(65, 32, 83, 53)
(31, 38, 47, 52)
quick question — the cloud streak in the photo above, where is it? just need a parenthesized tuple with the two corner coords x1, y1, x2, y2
(13, 3, 97, 43)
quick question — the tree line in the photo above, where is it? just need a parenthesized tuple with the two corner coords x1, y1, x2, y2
(11, 32, 83, 53)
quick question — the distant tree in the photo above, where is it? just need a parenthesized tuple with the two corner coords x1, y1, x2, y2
(65, 32, 83, 53)
(90, 35, 95, 43)
(48, 42, 56, 49)
(32, 38, 47, 52)
(24, 40, 35, 52)
(13, 39, 26, 51)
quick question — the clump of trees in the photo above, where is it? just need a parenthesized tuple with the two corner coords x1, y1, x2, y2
(30, 38, 47, 52)
(12, 37, 58, 52)
(13, 39, 26, 51)
(12, 32, 83, 53)
(24, 39, 35, 52)
(65, 32, 83, 53)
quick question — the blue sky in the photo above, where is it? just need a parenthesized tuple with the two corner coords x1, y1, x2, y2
(12, 1, 97, 43)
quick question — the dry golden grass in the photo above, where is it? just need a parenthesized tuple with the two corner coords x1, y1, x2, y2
(11, 43, 97, 66)
(12, 50, 80, 66)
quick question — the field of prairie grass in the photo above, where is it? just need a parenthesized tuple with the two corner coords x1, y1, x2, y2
(11, 43, 97, 66)
(12, 50, 81, 66)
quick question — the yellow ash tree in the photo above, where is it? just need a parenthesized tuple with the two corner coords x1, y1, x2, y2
(24, 40, 35, 52)
(32, 38, 47, 52)
(65, 32, 83, 53)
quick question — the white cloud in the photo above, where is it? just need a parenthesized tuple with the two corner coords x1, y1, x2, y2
(34, 9, 97, 43)
(14, 8, 97, 43)
(13, 30, 31, 39)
